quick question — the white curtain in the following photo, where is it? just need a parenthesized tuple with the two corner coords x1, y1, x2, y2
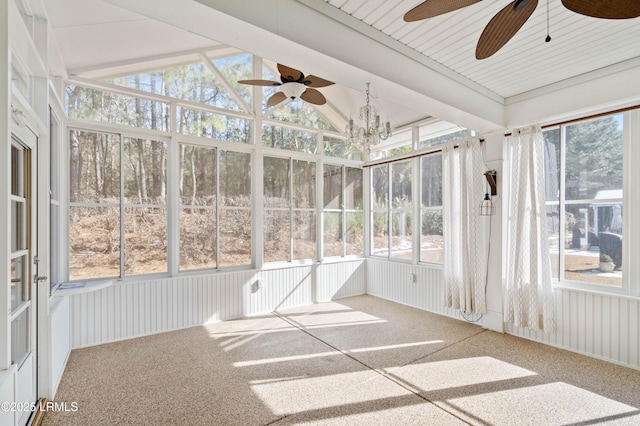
(443, 137, 488, 314)
(504, 125, 556, 332)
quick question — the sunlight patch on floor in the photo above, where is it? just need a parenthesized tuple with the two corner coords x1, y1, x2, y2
(249, 370, 407, 416)
(391, 356, 538, 392)
(446, 381, 639, 425)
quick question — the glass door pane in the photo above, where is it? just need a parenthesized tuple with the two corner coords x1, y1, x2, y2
(10, 141, 31, 367)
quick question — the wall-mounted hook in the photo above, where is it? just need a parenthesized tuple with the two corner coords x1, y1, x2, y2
(484, 170, 497, 196)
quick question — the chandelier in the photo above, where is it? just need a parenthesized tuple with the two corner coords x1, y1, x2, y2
(345, 83, 392, 156)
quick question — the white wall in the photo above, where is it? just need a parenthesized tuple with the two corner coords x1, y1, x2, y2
(67, 260, 365, 348)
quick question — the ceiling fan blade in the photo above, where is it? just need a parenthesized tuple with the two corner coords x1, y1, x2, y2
(562, 0, 640, 19)
(300, 88, 327, 105)
(475, 0, 538, 60)
(238, 79, 281, 86)
(404, 0, 482, 22)
(266, 91, 288, 107)
(277, 64, 304, 82)
(303, 75, 335, 88)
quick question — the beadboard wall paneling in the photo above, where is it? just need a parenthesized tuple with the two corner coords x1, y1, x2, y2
(50, 296, 71, 398)
(69, 260, 365, 348)
(507, 287, 640, 369)
(366, 258, 460, 320)
(316, 260, 367, 302)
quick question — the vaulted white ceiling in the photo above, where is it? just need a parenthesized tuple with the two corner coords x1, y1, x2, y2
(45, 0, 640, 135)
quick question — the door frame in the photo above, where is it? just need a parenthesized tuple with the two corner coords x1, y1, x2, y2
(10, 120, 41, 426)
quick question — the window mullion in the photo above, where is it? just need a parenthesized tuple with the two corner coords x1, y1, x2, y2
(387, 164, 392, 259)
(342, 165, 347, 258)
(290, 158, 294, 262)
(559, 126, 566, 282)
(119, 134, 125, 278)
(215, 148, 220, 269)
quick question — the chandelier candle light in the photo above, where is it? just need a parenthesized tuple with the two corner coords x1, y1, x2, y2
(346, 83, 392, 156)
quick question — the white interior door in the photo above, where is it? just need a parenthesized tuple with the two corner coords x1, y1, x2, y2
(10, 128, 38, 426)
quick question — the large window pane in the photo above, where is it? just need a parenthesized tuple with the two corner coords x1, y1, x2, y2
(421, 154, 443, 264)
(547, 204, 561, 280)
(180, 144, 216, 271)
(323, 136, 362, 161)
(219, 209, 251, 267)
(543, 128, 560, 202)
(293, 160, 316, 208)
(421, 155, 442, 207)
(345, 168, 363, 210)
(264, 156, 292, 263)
(177, 107, 250, 143)
(294, 211, 316, 260)
(391, 211, 412, 259)
(419, 127, 469, 149)
(372, 164, 389, 209)
(123, 138, 167, 204)
(124, 208, 167, 275)
(220, 151, 251, 207)
(66, 86, 169, 131)
(323, 166, 363, 258)
(264, 157, 290, 207)
(345, 212, 364, 256)
(544, 114, 623, 288)
(421, 210, 443, 263)
(107, 62, 245, 111)
(564, 203, 621, 287)
(69, 206, 120, 280)
(391, 161, 412, 259)
(262, 125, 316, 154)
(372, 164, 389, 258)
(123, 138, 168, 275)
(323, 165, 342, 209)
(181, 145, 216, 206)
(565, 115, 623, 201)
(324, 212, 342, 257)
(372, 212, 389, 257)
(180, 208, 216, 270)
(391, 160, 412, 207)
(69, 130, 121, 203)
(264, 210, 290, 263)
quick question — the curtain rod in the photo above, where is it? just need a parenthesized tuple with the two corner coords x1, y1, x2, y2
(504, 103, 640, 136)
(363, 104, 639, 168)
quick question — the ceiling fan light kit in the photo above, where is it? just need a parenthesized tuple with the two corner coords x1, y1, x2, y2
(280, 82, 306, 99)
(404, 0, 640, 59)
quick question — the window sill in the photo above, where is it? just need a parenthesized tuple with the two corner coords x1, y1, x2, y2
(553, 281, 638, 301)
(54, 279, 114, 297)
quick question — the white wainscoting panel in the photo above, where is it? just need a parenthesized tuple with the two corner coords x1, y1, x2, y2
(366, 258, 460, 320)
(507, 287, 640, 369)
(316, 260, 366, 302)
(69, 261, 365, 348)
(50, 296, 71, 398)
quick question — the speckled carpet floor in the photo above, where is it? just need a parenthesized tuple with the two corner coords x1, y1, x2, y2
(42, 295, 640, 425)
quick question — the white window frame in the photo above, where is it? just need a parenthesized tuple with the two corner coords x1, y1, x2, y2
(545, 109, 640, 297)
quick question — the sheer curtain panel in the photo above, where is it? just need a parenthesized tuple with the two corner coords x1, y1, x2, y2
(504, 125, 556, 332)
(443, 137, 488, 314)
